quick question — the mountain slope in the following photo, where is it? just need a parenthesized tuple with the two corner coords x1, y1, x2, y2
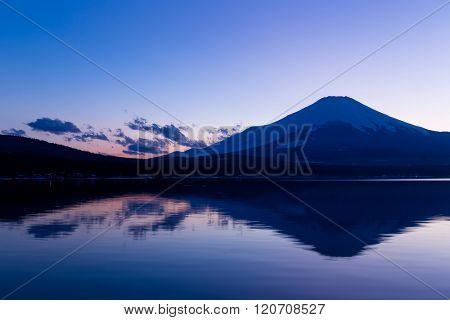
(0, 135, 138, 176)
(185, 96, 450, 166)
(276, 96, 428, 133)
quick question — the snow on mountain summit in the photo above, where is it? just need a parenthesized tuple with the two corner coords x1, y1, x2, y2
(276, 96, 428, 134)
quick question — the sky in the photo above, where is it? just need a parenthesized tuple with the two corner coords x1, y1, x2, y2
(1, 0, 449, 156)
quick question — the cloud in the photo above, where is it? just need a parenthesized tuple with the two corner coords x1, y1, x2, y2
(122, 150, 142, 156)
(1, 128, 26, 137)
(69, 130, 109, 142)
(113, 129, 135, 146)
(126, 117, 206, 148)
(202, 125, 242, 137)
(153, 124, 206, 148)
(126, 117, 152, 131)
(27, 118, 81, 135)
(181, 124, 243, 146)
(126, 138, 166, 154)
(218, 125, 242, 135)
(177, 125, 192, 131)
(115, 139, 133, 147)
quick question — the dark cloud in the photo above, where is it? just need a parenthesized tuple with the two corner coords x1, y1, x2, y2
(27, 118, 81, 135)
(1, 128, 26, 137)
(126, 117, 206, 148)
(116, 139, 132, 147)
(69, 130, 109, 142)
(122, 150, 142, 156)
(126, 138, 166, 154)
(126, 117, 152, 131)
(152, 124, 196, 147)
(113, 129, 135, 146)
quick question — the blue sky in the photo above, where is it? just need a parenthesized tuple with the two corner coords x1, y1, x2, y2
(1, 0, 450, 154)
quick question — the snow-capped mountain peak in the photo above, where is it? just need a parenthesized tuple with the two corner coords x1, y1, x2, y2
(188, 96, 434, 156)
(276, 96, 427, 133)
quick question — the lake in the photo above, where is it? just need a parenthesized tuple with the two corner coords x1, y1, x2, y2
(1, 180, 450, 299)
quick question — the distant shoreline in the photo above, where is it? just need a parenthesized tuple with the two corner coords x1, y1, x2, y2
(2, 175, 450, 182)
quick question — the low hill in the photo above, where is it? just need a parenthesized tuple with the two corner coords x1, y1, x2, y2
(0, 135, 138, 177)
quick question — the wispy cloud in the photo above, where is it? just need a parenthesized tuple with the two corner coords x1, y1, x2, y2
(113, 129, 135, 146)
(69, 130, 109, 142)
(122, 150, 142, 156)
(1, 128, 26, 137)
(126, 138, 167, 154)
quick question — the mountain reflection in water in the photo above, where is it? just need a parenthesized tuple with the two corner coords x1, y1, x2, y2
(1, 180, 450, 299)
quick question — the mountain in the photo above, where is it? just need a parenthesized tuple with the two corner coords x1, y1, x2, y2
(3, 97, 450, 178)
(0, 135, 138, 177)
(4, 179, 450, 257)
(184, 96, 450, 167)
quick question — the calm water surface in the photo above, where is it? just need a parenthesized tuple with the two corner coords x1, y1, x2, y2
(1, 181, 450, 299)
